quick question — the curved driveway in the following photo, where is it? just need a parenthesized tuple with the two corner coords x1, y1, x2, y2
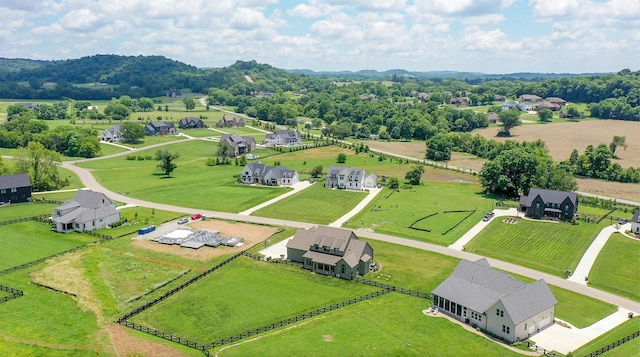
(60, 159, 640, 314)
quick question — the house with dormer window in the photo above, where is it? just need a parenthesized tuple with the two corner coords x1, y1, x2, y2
(324, 166, 377, 191)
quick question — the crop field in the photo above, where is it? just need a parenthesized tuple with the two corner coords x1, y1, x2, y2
(78, 140, 287, 212)
(0, 221, 97, 270)
(214, 293, 524, 357)
(587, 234, 640, 301)
(570, 318, 640, 356)
(465, 219, 606, 277)
(251, 182, 367, 225)
(130, 257, 379, 342)
(344, 184, 494, 245)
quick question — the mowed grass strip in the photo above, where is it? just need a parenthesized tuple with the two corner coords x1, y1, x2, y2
(251, 182, 367, 224)
(588, 234, 640, 302)
(214, 293, 524, 357)
(0, 202, 59, 222)
(570, 318, 640, 356)
(344, 184, 494, 246)
(78, 140, 286, 212)
(465, 219, 605, 277)
(0, 221, 97, 270)
(131, 257, 378, 342)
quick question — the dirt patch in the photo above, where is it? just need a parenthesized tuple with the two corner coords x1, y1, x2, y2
(323, 334, 334, 342)
(105, 324, 190, 357)
(576, 178, 640, 201)
(131, 220, 279, 261)
(472, 120, 640, 168)
(363, 140, 426, 159)
(449, 152, 487, 172)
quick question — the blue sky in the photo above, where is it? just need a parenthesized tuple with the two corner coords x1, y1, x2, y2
(2, 0, 638, 73)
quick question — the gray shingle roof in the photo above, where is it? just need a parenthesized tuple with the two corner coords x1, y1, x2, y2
(632, 210, 640, 223)
(432, 259, 556, 318)
(520, 188, 577, 207)
(0, 173, 31, 190)
(287, 226, 370, 268)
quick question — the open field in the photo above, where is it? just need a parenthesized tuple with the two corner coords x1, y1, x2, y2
(570, 317, 640, 356)
(587, 234, 640, 301)
(78, 140, 287, 212)
(465, 218, 606, 277)
(472, 120, 640, 168)
(0, 221, 97, 270)
(131, 257, 379, 342)
(344, 184, 495, 246)
(251, 182, 367, 225)
(0, 202, 59, 221)
(214, 293, 524, 357)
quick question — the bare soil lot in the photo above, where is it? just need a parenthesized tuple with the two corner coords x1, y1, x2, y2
(473, 120, 640, 168)
(132, 220, 279, 261)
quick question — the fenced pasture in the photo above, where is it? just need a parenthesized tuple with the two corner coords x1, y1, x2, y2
(78, 140, 287, 212)
(0, 202, 59, 221)
(130, 257, 378, 342)
(588, 234, 640, 302)
(0, 221, 97, 271)
(570, 318, 640, 357)
(344, 184, 494, 245)
(251, 182, 367, 224)
(213, 293, 524, 357)
(465, 219, 606, 277)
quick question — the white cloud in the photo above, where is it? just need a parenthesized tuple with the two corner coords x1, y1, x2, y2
(288, 0, 343, 17)
(463, 29, 525, 51)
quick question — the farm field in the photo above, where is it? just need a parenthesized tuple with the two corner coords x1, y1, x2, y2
(587, 234, 640, 301)
(570, 318, 640, 357)
(77, 140, 287, 212)
(344, 184, 495, 246)
(0, 221, 97, 270)
(472, 120, 640, 168)
(465, 218, 607, 277)
(130, 257, 379, 342)
(251, 182, 367, 225)
(214, 293, 524, 357)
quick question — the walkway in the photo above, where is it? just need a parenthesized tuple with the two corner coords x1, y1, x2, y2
(532, 307, 634, 354)
(448, 208, 518, 250)
(568, 223, 631, 284)
(100, 141, 135, 150)
(238, 181, 314, 215)
(329, 187, 383, 227)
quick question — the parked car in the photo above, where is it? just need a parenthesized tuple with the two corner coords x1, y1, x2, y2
(177, 218, 189, 224)
(191, 213, 202, 220)
(619, 218, 628, 225)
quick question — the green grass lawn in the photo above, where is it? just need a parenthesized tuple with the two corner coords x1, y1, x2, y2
(0, 221, 97, 270)
(251, 182, 367, 225)
(32, 191, 78, 202)
(214, 293, 524, 357)
(94, 206, 184, 238)
(131, 257, 378, 342)
(344, 184, 495, 246)
(570, 318, 640, 356)
(180, 128, 221, 137)
(465, 219, 605, 277)
(588, 234, 640, 301)
(78, 140, 287, 212)
(0, 202, 59, 221)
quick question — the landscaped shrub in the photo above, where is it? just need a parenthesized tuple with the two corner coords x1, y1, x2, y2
(125, 155, 137, 160)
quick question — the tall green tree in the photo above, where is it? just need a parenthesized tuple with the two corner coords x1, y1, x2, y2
(479, 147, 538, 197)
(121, 122, 145, 144)
(154, 149, 179, 177)
(15, 142, 63, 191)
(337, 153, 347, 163)
(426, 133, 453, 161)
(537, 108, 553, 123)
(104, 102, 131, 120)
(498, 110, 521, 136)
(405, 165, 425, 185)
(310, 165, 323, 178)
(183, 98, 196, 111)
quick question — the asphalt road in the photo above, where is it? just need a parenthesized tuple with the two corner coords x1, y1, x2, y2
(60, 159, 640, 313)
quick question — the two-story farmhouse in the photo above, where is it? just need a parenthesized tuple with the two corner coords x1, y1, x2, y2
(286, 226, 374, 280)
(0, 173, 32, 203)
(216, 114, 244, 128)
(178, 117, 204, 129)
(101, 125, 122, 142)
(264, 129, 302, 146)
(240, 162, 299, 186)
(52, 190, 120, 233)
(145, 122, 176, 136)
(219, 134, 256, 157)
(325, 166, 377, 191)
(432, 259, 557, 343)
(519, 188, 578, 221)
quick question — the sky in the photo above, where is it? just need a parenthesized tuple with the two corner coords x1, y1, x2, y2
(2, 0, 639, 73)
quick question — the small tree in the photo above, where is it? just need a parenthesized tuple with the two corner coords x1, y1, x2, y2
(498, 110, 521, 136)
(154, 149, 179, 177)
(337, 153, 347, 163)
(387, 177, 400, 189)
(537, 108, 553, 123)
(405, 165, 425, 185)
(609, 135, 627, 157)
(121, 122, 145, 144)
(310, 165, 323, 178)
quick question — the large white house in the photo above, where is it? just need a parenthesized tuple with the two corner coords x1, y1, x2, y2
(325, 166, 377, 191)
(264, 129, 302, 146)
(240, 162, 299, 186)
(432, 258, 557, 343)
(52, 190, 120, 233)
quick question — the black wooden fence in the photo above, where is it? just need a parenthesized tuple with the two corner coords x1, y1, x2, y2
(583, 330, 640, 357)
(0, 214, 50, 226)
(0, 284, 24, 304)
(354, 277, 431, 299)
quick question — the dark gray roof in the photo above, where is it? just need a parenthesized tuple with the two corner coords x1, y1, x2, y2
(432, 259, 557, 319)
(520, 188, 577, 207)
(632, 210, 640, 223)
(288, 226, 370, 268)
(0, 173, 31, 190)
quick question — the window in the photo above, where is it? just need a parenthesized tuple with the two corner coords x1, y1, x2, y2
(11, 188, 17, 193)
(0, 189, 5, 194)
(502, 325, 510, 334)
(496, 309, 504, 317)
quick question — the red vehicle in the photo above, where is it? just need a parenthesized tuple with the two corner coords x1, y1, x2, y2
(191, 213, 202, 220)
